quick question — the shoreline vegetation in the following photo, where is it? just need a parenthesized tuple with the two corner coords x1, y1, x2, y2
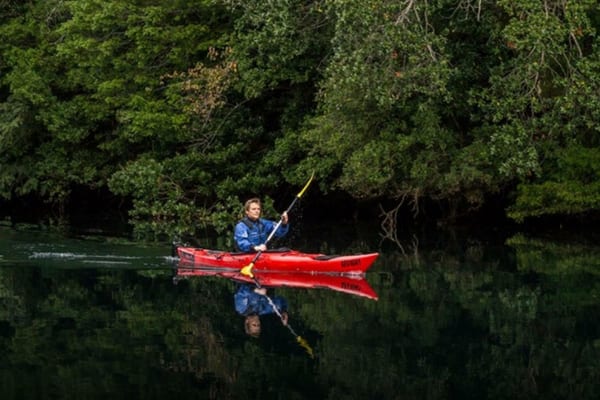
(1, 1, 599, 240)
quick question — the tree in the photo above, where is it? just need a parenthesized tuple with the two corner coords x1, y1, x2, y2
(0, 0, 231, 226)
(2, 0, 600, 236)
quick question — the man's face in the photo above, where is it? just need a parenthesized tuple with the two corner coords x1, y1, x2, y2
(245, 202, 261, 221)
(245, 315, 261, 337)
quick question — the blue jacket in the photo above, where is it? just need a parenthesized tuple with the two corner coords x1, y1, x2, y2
(234, 284, 288, 316)
(234, 217, 289, 252)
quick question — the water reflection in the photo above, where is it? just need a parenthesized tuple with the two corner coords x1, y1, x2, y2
(175, 266, 379, 300)
(233, 283, 316, 358)
(1, 225, 600, 399)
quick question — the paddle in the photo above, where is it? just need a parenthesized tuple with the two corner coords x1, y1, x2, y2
(251, 280, 314, 358)
(240, 171, 314, 278)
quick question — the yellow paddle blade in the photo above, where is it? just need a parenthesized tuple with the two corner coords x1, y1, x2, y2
(297, 336, 314, 358)
(240, 263, 255, 278)
(297, 171, 315, 198)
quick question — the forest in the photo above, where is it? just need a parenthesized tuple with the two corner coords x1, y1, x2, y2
(1, 0, 599, 238)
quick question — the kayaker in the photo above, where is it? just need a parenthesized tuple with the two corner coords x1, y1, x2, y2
(234, 197, 289, 252)
(234, 284, 288, 337)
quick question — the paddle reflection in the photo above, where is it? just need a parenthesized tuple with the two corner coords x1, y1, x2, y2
(234, 284, 288, 338)
(174, 262, 378, 358)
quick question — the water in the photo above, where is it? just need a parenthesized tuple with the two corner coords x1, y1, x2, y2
(1, 223, 599, 399)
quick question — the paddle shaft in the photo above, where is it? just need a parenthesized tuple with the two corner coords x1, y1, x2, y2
(252, 281, 312, 356)
(246, 212, 286, 268)
(243, 172, 314, 273)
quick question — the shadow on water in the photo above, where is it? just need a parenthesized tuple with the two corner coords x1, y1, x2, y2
(1, 223, 600, 399)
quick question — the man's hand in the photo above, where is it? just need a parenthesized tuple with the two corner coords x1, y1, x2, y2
(253, 244, 267, 252)
(281, 311, 289, 326)
(253, 287, 267, 296)
(281, 211, 289, 225)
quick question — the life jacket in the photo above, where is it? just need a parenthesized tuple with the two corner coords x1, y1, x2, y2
(234, 217, 266, 252)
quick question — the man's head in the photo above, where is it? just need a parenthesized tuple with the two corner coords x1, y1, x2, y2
(244, 198, 262, 221)
(244, 314, 261, 337)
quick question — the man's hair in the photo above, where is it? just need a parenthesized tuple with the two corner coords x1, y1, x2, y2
(244, 198, 261, 212)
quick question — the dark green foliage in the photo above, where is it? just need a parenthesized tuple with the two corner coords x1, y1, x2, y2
(1, 0, 600, 236)
(508, 145, 600, 221)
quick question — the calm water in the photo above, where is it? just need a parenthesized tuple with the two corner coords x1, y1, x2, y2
(1, 222, 599, 399)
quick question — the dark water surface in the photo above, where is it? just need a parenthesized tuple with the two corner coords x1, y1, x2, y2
(1, 223, 599, 399)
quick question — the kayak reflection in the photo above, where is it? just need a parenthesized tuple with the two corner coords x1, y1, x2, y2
(174, 264, 377, 358)
(174, 266, 379, 300)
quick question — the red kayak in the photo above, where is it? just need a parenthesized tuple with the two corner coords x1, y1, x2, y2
(176, 247, 379, 275)
(175, 267, 378, 300)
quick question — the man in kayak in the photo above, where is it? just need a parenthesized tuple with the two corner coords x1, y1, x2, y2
(234, 284, 288, 337)
(234, 197, 289, 252)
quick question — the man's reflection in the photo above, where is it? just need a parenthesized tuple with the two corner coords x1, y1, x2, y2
(234, 284, 288, 337)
